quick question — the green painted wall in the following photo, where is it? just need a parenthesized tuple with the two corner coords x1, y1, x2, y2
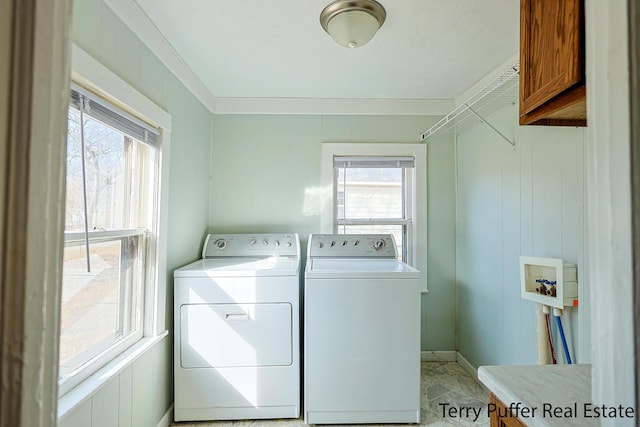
(210, 114, 457, 352)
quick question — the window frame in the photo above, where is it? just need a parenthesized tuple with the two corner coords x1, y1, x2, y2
(321, 142, 427, 292)
(57, 45, 172, 397)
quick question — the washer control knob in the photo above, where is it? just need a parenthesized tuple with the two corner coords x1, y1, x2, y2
(214, 239, 227, 250)
(249, 239, 257, 246)
(373, 239, 386, 251)
(330, 241, 336, 247)
(285, 242, 292, 247)
(262, 239, 269, 246)
(354, 240, 360, 246)
(318, 242, 324, 248)
(274, 240, 280, 246)
(342, 240, 348, 246)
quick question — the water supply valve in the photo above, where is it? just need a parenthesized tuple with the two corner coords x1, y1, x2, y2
(546, 281, 557, 297)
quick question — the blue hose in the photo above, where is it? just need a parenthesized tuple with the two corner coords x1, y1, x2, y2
(556, 316, 572, 364)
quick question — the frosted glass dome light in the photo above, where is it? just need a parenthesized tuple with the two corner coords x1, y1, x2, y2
(320, 0, 386, 49)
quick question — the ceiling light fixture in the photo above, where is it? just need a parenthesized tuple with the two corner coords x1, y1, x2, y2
(320, 0, 386, 49)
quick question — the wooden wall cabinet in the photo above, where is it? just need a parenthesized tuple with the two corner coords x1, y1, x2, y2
(519, 0, 586, 126)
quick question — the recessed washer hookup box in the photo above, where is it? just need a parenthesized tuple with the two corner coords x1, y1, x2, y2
(520, 256, 578, 309)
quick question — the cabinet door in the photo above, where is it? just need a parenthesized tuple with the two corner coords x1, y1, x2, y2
(520, 0, 584, 116)
(489, 393, 527, 427)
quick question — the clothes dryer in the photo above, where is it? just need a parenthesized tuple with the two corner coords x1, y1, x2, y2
(304, 234, 421, 424)
(174, 233, 300, 421)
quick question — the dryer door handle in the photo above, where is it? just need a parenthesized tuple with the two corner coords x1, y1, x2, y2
(225, 310, 249, 321)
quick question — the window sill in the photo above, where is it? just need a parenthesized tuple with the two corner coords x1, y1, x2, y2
(57, 331, 168, 420)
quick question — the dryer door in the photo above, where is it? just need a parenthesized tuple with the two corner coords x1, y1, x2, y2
(180, 302, 292, 368)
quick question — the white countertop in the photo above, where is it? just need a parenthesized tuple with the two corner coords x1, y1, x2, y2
(478, 364, 600, 427)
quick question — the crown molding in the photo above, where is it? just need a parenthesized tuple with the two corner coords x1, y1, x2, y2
(103, 0, 454, 116)
(211, 97, 454, 115)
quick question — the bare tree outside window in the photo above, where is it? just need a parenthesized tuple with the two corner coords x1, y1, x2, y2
(65, 109, 126, 231)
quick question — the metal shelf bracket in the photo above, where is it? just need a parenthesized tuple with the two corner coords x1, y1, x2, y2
(466, 105, 516, 149)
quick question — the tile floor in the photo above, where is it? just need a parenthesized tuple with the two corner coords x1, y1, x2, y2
(171, 361, 491, 427)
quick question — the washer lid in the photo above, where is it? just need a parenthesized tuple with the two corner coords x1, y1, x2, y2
(174, 256, 300, 277)
(305, 258, 419, 279)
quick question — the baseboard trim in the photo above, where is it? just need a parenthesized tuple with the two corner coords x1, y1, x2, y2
(455, 352, 477, 379)
(421, 351, 457, 362)
(156, 404, 173, 427)
(456, 352, 490, 393)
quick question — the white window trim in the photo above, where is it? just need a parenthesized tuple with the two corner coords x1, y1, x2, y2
(58, 45, 172, 398)
(321, 142, 428, 292)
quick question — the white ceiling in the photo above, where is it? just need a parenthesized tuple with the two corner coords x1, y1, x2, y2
(117, 0, 519, 112)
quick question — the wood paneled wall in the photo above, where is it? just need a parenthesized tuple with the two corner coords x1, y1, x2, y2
(456, 103, 587, 369)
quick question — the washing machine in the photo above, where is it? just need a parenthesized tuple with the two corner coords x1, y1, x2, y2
(304, 234, 421, 424)
(173, 233, 300, 421)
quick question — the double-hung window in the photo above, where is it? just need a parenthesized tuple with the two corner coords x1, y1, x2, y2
(58, 85, 161, 393)
(333, 156, 415, 262)
(321, 143, 426, 289)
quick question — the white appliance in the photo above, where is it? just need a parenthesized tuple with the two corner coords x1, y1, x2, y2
(304, 234, 421, 425)
(173, 233, 301, 422)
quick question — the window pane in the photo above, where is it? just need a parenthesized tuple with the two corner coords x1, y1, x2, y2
(342, 225, 404, 261)
(65, 110, 127, 231)
(337, 167, 403, 219)
(59, 236, 141, 377)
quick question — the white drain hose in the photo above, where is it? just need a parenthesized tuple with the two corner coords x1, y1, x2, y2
(537, 303, 550, 364)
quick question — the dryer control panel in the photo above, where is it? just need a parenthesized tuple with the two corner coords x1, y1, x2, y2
(307, 234, 397, 258)
(203, 233, 299, 258)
